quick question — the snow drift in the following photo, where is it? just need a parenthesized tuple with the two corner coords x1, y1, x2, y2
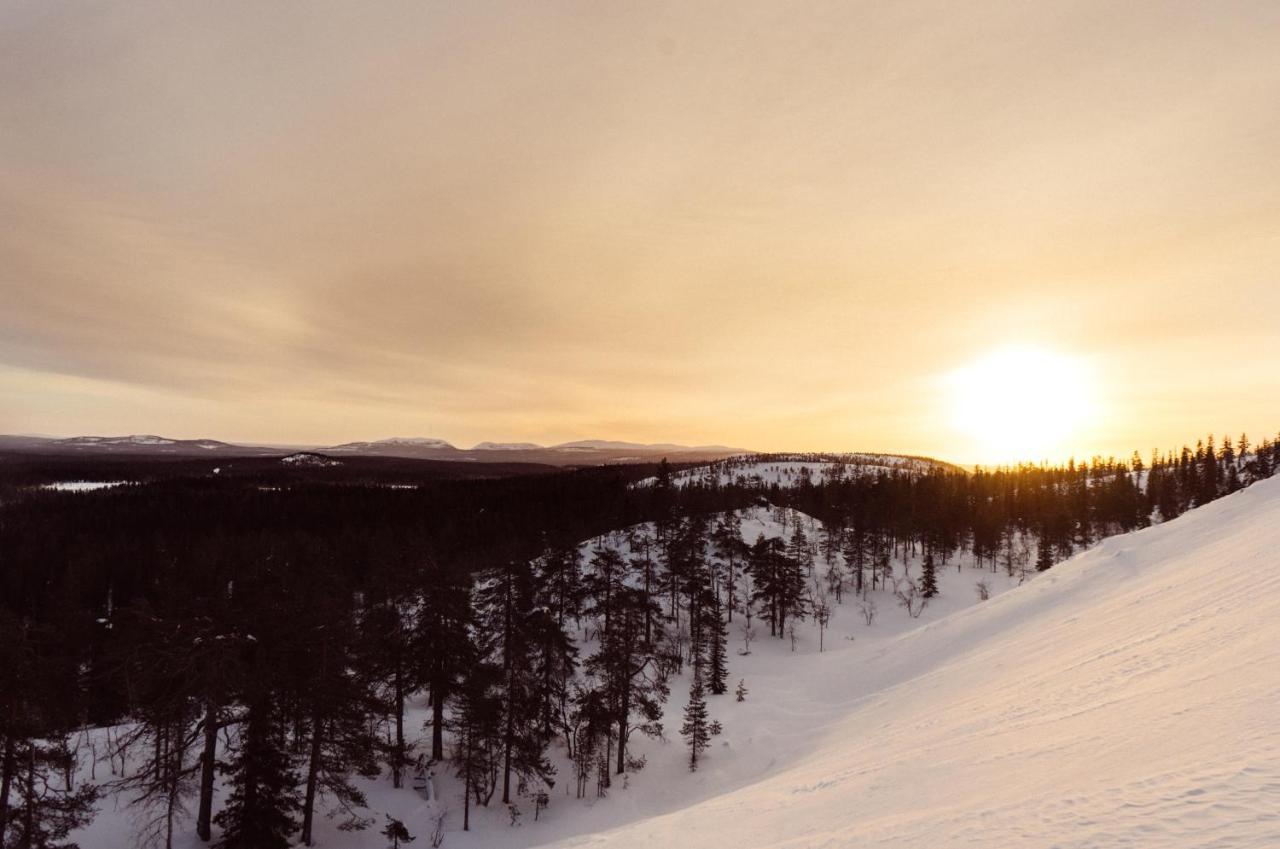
(541, 476, 1280, 849)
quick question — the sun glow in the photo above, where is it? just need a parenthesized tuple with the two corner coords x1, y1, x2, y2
(947, 347, 1099, 466)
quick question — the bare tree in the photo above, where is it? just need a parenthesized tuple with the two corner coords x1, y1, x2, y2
(811, 580, 832, 652)
(893, 577, 927, 619)
(738, 619, 756, 656)
(858, 596, 877, 626)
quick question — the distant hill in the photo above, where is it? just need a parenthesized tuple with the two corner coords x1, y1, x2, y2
(0, 434, 747, 466)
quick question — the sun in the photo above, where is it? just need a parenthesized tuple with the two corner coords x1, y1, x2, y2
(946, 347, 1098, 466)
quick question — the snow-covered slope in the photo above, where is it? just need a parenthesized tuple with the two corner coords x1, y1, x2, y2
(543, 476, 1280, 849)
(638, 453, 956, 489)
(67, 478, 1280, 849)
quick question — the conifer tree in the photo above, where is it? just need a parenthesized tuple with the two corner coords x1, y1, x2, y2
(680, 668, 710, 772)
(705, 593, 729, 696)
(585, 586, 667, 778)
(214, 697, 302, 849)
(381, 815, 415, 848)
(448, 662, 503, 832)
(475, 560, 555, 806)
(920, 553, 939, 599)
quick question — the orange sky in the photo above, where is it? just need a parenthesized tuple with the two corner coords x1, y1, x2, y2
(2, 1, 1277, 465)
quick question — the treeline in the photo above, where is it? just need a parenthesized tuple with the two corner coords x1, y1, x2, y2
(1, 432, 1276, 847)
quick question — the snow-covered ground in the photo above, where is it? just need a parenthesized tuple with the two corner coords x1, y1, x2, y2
(637, 454, 949, 489)
(70, 477, 1280, 848)
(68, 505, 1023, 849)
(40, 481, 130, 492)
(540, 476, 1280, 849)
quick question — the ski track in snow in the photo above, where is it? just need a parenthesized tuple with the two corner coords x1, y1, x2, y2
(69, 479, 1280, 848)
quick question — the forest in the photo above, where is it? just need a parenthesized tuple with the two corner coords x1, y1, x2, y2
(1, 432, 1277, 849)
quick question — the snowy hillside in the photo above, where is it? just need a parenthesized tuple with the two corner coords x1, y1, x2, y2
(539, 476, 1280, 849)
(69, 504, 1022, 849)
(66, 477, 1280, 849)
(638, 453, 955, 489)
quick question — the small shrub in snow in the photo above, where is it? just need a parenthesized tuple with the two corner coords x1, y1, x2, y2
(859, 596, 877, 625)
(382, 815, 415, 848)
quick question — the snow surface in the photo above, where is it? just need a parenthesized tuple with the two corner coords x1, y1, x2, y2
(280, 452, 341, 467)
(473, 442, 546, 451)
(329, 437, 456, 451)
(40, 481, 129, 492)
(552, 440, 739, 452)
(539, 477, 1280, 849)
(68, 478, 1280, 848)
(58, 435, 176, 446)
(637, 454, 947, 489)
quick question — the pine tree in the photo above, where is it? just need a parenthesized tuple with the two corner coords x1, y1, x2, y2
(474, 560, 554, 807)
(295, 596, 380, 846)
(735, 679, 748, 702)
(448, 661, 503, 832)
(0, 613, 98, 849)
(920, 553, 939, 599)
(413, 567, 474, 763)
(680, 668, 710, 772)
(586, 586, 667, 779)
(705, 593, 729, 696)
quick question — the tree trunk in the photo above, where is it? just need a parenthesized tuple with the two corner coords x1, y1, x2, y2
(23, 745, 35, 846)
(0, 735, 15, 845)
(501, 577, 514, 805)
(301, 714, 323, 846)
(431, 679, 445, 761)
(196, 700, 218, 841)
(392, 666, 405, 789)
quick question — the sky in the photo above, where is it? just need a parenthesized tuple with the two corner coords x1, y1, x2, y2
(2, 1, 1277, 465)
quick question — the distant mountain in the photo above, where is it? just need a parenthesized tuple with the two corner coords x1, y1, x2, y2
(551, 439, 741, 453)
(0, 433, 746, 466)
(326, 437, 456, 454)
(9, 435, 280, 455)
(308, 437, 747, 464)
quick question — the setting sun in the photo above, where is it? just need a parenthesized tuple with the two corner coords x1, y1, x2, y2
(947, 348, 1099, 466)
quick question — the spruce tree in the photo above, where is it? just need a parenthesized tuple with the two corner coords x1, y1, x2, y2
(920, 553, 939, 599)
(214, 697, 302, 849)
(706, 593, 729, 696)
(680, 668, 710, 772)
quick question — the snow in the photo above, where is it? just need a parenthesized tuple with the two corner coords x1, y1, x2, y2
(473, 442, 545, 451)
(67, 478, 1280, 848)
(552, 440, 738, 452)
(56, 434, 176, 446)
(40, 481, 128, 492)
(328, 437, 456, 452)
(280, 452, 341, 467)
(636, 454, 948, 489)
(379, 437, 454, 447)
(536, 476, 1280, 849)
